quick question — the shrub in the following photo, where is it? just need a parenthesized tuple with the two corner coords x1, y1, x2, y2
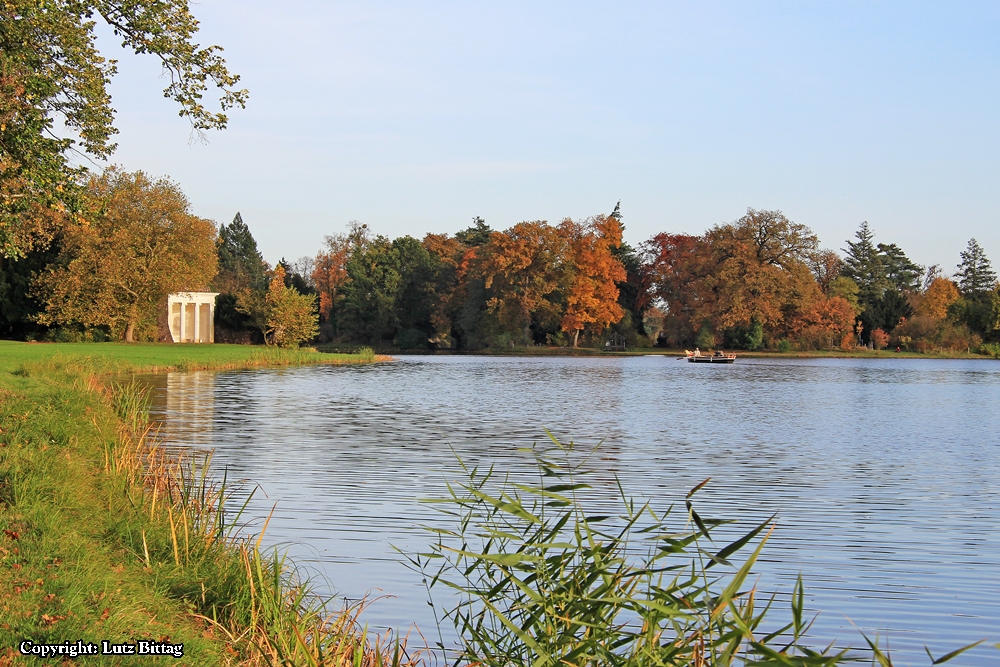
(980, 342, 1000, 359)
(777, 338, 792, 353)
(871, 328, 890, 350)
(695, 323, 716, 349)
(393, 328, 428, 350)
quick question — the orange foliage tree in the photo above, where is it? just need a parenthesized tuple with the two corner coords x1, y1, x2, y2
(480, 221, 569, 344)
(312, 222, 369, 322)
(642, 233, 704, 346)
(787, 296, 857, 349)
(558, 214, 626, 347)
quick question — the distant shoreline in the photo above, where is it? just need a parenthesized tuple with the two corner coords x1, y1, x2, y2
(317, 344, 993, 360)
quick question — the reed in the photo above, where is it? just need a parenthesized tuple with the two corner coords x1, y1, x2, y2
(102, 380, 421, 666)
(405, 436, 985, 667)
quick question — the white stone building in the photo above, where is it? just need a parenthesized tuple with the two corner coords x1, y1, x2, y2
(167, 292, 219, 343)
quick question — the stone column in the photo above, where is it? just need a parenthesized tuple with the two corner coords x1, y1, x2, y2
(209, 301, 215, 343)
(193, 299, 201, 343)
(178, 299, 185, 343)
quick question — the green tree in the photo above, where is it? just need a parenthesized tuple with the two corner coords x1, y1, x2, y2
(391, 236, 440, 348)
(0, 241, 59, 338)
(841, 221, 885, 306)
(217, 213, 267, 292)
(215, 212, 269, 334)
(827, 276, 861, 315)
(950, 239, 999, 340)
(1, 0, 247, 258)
(455, 216, 492, 247)
(877, 243, 922, 292)
(955, 238, 996, 296)
(338, 235, 403, 344)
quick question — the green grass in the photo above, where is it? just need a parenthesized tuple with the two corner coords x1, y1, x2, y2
(0, 341, 405, 665)
(0, 340, 382, 376)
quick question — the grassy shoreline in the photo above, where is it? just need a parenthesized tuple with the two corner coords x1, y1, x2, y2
(0, 342, 397, 665)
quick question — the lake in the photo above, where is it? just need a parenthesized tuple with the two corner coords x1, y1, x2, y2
(146, 355, 1000, 665)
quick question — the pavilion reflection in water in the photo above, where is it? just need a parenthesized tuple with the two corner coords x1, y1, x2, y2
(159, 371, 216, 453)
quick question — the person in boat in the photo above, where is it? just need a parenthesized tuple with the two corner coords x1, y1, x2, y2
(715, 350, 725, 357)
(693, 348, 701, 357)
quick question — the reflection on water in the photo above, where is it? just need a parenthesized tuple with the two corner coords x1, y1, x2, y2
(147, 356, 1000, 666)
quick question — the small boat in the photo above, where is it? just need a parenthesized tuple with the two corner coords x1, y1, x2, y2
(684, 350, 737, 364)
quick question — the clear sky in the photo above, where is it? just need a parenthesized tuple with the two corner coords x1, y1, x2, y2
(93, 1, 999, 272)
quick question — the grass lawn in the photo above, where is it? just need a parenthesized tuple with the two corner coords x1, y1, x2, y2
(0, 342, 380, 664)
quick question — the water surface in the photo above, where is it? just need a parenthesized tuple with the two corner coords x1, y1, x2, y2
(148, 356, 1000, 665)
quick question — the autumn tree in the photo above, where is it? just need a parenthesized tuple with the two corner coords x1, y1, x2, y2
(33, 169, 216, 341)
(915, 278, 960, 320)
(265, 265, 318, 347)
(312, 221, 369, 329)
(558, 214, 626, 347)
(480, 221, 569, 345)
(788, 295, 856, 350)
(808, 249, 844, 293)
(642, 233, 703, 347)
(1, 0, 246, 258)
(701, 208, 819, 337)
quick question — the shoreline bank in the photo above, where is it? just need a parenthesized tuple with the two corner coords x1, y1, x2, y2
(0, 342, 400, 665)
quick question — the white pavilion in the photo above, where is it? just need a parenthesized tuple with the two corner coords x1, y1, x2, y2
(167, 292, 219, 343)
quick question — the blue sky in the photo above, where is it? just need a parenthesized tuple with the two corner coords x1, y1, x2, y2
(94, 1, 1000, 272)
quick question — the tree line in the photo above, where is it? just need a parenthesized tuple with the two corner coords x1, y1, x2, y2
(7, 167, 996, 353)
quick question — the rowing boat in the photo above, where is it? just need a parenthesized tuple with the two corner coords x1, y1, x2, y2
(684, 350, 736, 364)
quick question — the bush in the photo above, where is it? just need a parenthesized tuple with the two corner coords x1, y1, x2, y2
(694, 324, 715, 349)
(724, 319, 764, 350)
(777, 338, 792, 353)
(393, 328, 428, 350)
(980, 342, 1000, 359)
(871, 328, 890, 350)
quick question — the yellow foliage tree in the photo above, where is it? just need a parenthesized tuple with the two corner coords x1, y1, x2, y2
(916, 277, 960, 320)
(34, 169, 216, 341)
(266, 265, 318, 347)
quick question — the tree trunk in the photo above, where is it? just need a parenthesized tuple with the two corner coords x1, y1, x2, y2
(573, 329, 580, 348)
(124, 321, 135, 342)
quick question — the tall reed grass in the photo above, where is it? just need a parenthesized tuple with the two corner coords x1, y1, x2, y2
(405, 437, 984, 667)
(104, 379, 420, 666)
